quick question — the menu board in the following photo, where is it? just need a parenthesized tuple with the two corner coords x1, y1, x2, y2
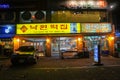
(81, 23, 112, 33)
(17, 23, 80, 34)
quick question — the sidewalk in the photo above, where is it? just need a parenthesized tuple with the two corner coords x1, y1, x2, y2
(31, 55, 120, 69)
(1, 55, 120, 80)
(1, 55, 120, 68)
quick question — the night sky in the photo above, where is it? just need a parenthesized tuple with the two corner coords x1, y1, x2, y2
(0, 0, 120, 31)
(106, 0, 120, 31)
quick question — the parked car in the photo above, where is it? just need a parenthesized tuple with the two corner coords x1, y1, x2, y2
(61, 51, 78, 59)
(61, 50, 90, 59)
(11, 46, 39, 65)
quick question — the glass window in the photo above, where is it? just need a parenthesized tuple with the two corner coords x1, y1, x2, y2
(60, 37, 77, 51)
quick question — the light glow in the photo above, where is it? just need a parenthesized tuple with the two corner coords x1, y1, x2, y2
(64, 0, 107, 9)
(22, 40, 25, 43)
(78, 38, 82, 41)
(17, 39, 20, 42)
(109, 36, 114, 40)
(0, 4, 10, 9)
(87, 1, 94, 6)
(46, 38, 50, 42)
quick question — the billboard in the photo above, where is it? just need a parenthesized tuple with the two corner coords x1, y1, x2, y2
(81, 23, 112, 33)
(16, 23, 80, 34)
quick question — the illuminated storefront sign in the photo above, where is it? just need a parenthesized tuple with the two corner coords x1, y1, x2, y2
(0, 25, 15, 38)
(94, 45, 99, 62)
(0, 25, 15, 34)
(0, 4, 10, 9)
(81, 23, 112, 33)
(16, 23, 80, 34)
(60, 0, 107, 9)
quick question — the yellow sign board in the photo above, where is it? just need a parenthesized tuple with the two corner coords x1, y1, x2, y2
(17, 23, 80, 34)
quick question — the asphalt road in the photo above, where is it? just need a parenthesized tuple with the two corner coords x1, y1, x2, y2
(1, 55, 120, 80)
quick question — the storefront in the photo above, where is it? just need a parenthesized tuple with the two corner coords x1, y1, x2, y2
(14, 23, 81, 57)
(81, 23, 115, 56)
(14, 23, 114, 57)
(0, 24, 15, 56)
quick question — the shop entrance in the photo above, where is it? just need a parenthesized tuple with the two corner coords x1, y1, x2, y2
(17, 37, 78, 57)
(83, 36, 109, 55)
(51, 37, 77, 57)
(51, 38, 60, 57)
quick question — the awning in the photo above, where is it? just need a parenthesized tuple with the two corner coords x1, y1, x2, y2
(0, 34, 15, 38)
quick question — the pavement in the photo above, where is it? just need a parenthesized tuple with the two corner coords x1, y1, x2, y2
(32, 55, 120, 69)
(1, 54, 120, 68)
(1, 55, 120, 80)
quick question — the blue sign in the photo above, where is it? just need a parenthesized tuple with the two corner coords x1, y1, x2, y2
(0, 4, 10, 9)
(115, 32, 120, 37)
(94, 45, 99, 62)
(0, 25, 15, 38)
(0, 25, 15, 34)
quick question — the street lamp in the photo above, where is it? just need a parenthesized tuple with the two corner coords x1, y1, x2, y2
(108, 3, 117, 11)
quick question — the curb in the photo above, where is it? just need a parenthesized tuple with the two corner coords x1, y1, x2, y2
(32, 65, 120, 70)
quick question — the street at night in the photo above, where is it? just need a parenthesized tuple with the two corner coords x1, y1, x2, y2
(1, 56, 120, 80)
(1, 0, 120, 80)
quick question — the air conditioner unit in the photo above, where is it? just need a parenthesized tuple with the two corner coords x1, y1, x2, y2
(0, 12, 16, 23)
(20, 10, 46, 23)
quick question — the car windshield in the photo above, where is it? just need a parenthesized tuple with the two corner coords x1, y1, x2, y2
(18, 46, 35, 52)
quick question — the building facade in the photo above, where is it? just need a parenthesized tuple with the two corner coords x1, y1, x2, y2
(0, 0, 115, 57)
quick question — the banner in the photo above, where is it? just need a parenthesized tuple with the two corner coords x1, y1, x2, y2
(81, 23, 112, 33)
(16, 23, 80, 34)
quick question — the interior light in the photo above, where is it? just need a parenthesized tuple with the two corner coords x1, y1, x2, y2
(108, 36, 114, 40)
(46, 38, 50, 42)
(98, 1, 105, 7)
(62, 11, 65, 13)
(17, 39, 20, 42)
(69, 1, 77, 5)
(78, 38, 82, 41)
(22, 40, 25, 43)
(110, 37, 114, 40)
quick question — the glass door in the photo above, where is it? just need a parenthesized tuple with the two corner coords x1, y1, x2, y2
(51, 38, 60, 57)
(51, 37, 77, 57)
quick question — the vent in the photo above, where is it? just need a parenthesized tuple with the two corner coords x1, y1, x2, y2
(35, 11, 45, 20)
(20, 10, 46, 23)
(21, 11, 31, 21)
